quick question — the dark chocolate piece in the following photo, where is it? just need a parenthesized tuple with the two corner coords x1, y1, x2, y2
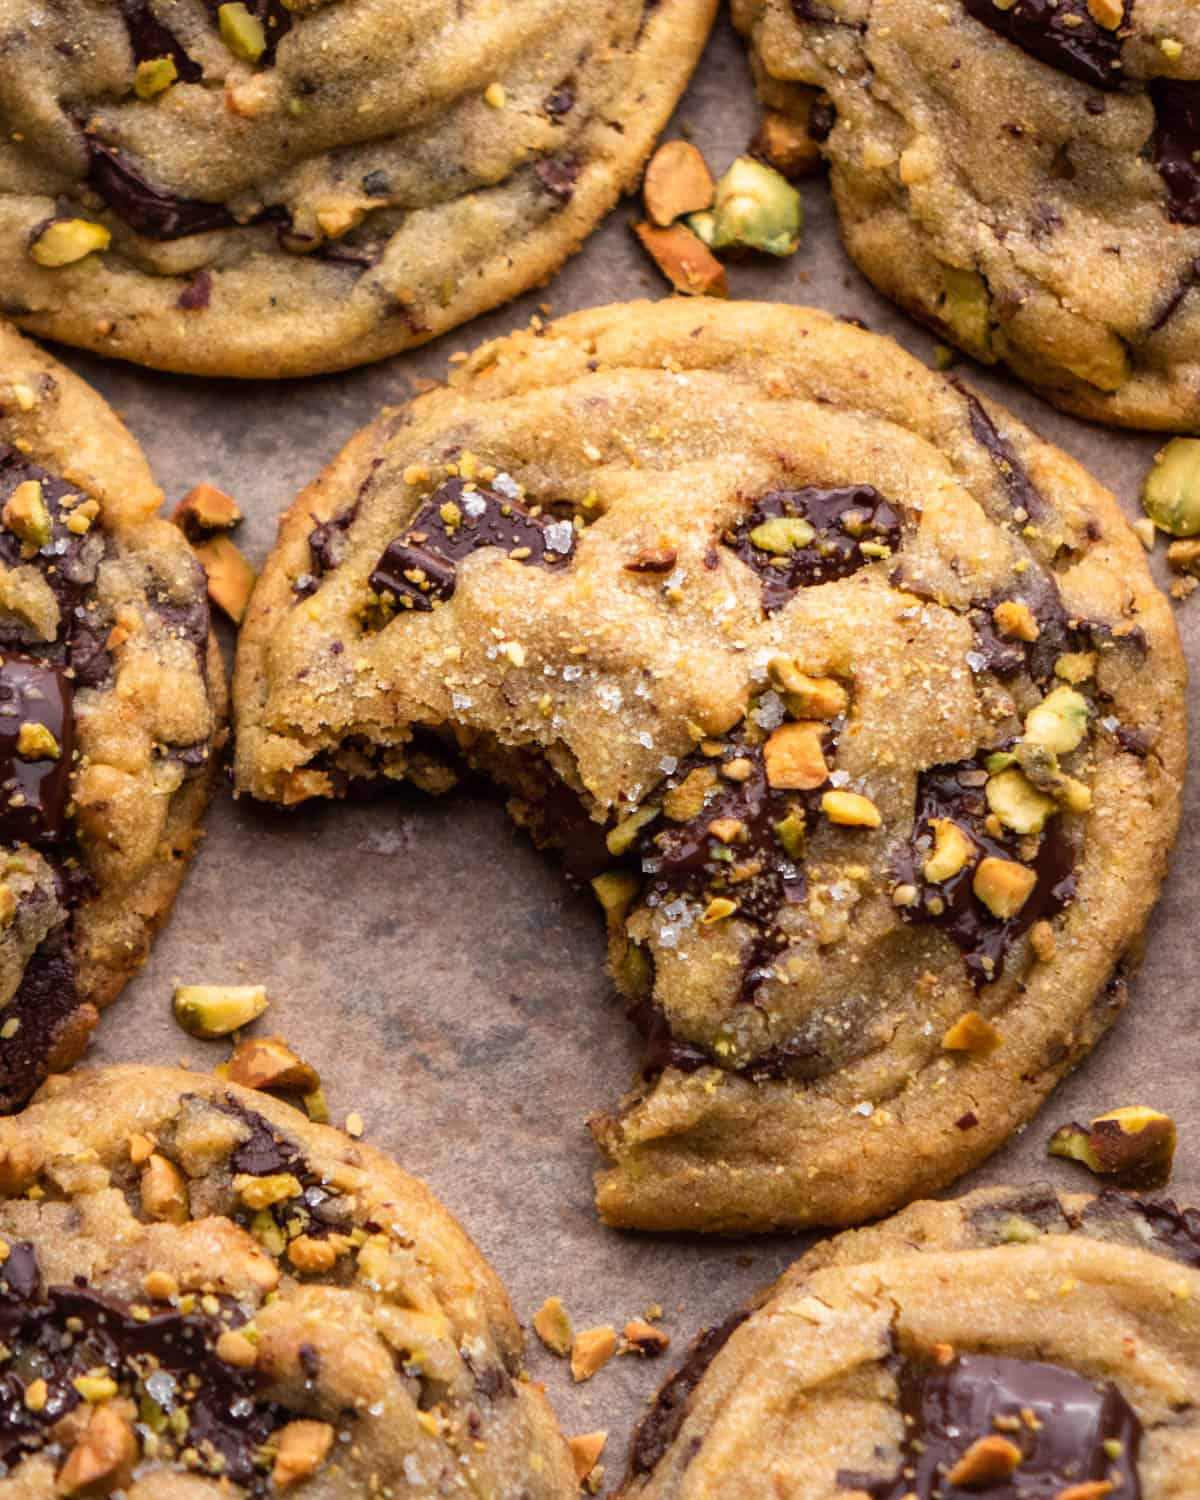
(893, 755, 1077, 986)
(544, 85, 575, 118)
(1149, 256, 1200, 333)
(368, 478, 575, 612)
(0, 915, 81, 1115)
(961, 0, 1128, 92)
(969, 569, 1074, 685)
(1151, 81, 1200, 227)
(118, 0, 202, 81)
(723, 486, 902, 613)
(629, 1310, 751, 1475)
(0, 659, 74, 847)
(969, 1183, 1071, 1241)
(533, 156, 580, 203)
(843, 1352, 1142, 1499)
(177, 269, 213, 310)
(84, 138, 236, 241)
(955, 383, 1047, 520)
(1081, 1192, 1200, 1267)
(0, 1243, 301, 1489)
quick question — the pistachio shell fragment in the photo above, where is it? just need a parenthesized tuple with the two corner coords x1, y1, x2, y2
(29, 218, 111, 268)
(1142, 437, 1200, 537)
(643, 140, 714, 227)
(688, 157, 802, 258)
(173, 983, 268, 1039)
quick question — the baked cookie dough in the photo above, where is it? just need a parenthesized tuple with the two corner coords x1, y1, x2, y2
(0, 1064, 577, 1497)
(732, 0, 1200, 430)
(0, 322, 224, 1113)
(234, 299, 1185, 1233)
(619, 1182, 1200, 1498)
(0, 0, 716, 378)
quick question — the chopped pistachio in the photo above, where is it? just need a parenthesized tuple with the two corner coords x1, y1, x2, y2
(591, 870, 639, 920)
(1049, 1105, 1176, 1189)
(992, 599, 1039, 642)
(643, 140, 714, 227)
(533, 1296, 573, 1356)
(688, 157, 802, 257)
(985, 767, 1056, 835)
(1023, 685, 1089, 755)
(821, 790, 882, 828)
(923, 818, 973, 883)
(774, 809, 806, 859)
(173, 983, 268, 1039)
(634, 221, 728, 298)
(134, 57, 178, 99)
(570, 1326, 617, 1383)
(14, 722, 60, 761)
(1142, 437, 1200, 536)
(942, 1010, 1002, 1055)
(753, 109, 822, 180)
(973, 856, 1037, 919)
(764, 722, 828, 791)
(606, 802, 659, 856)
(234, 1172, 302, 1210)
(938, 265, 992, 359)
(218, 2, 266, 62)
(2, 479, 52, 548)
(748, 515, 815, 555)
(701, 896, 737, 924)
(29, 218, 110, 267)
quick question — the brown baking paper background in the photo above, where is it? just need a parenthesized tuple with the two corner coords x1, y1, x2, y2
(54, 13, 1200, 1480)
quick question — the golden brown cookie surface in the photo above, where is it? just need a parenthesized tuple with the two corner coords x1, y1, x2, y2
(619, 1183, 1200, 1498)
(234, 299, 1186, 1232)
(0, 324, 224, 1112)
(0, 0, 716, 377)
(0, 1064, 577, 1497)
(733, 0, 1200, 430)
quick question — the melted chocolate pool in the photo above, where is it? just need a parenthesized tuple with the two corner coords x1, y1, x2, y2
(841, 1353, 1142, 1499)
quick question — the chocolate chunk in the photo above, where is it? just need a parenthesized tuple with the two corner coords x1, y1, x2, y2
(628, 996, 712, 1078)
(177, 269, 213, 310)
(790, 0, 865, 29)
(1151, 81, 1200, 227)
(808, 96, 836, 141)
(517, 779, 613, 885)
(544, 85, 575, 118)
(0, 927, 82, 1114)
(533, 156, 579, 203)
(0, 658, 74, 846)
(153, 564, 213, 668)
(954, 383, 1047, 520)
(361, 169, 391, 196)
(843, 1352, 1142, 1499)
(970, 569, 1074, 685)
(1081, 1192, 1200, 1267)
(118, 0, 202, 80)
(893, 755, 1077, 987)
(723, 486, 902, 613)
(629, 1310, 750, 1475)
(368, 478, 575, 612)
(84, 138, 236, 241)
(0, 1245, 299, 1487)
(211, 1094, 307, 1178)
(970, 1183, 1071, 1241)
(961, 0, 1128, 92)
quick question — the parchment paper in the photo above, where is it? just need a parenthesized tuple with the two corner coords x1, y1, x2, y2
(57, 12, 1199, 1482)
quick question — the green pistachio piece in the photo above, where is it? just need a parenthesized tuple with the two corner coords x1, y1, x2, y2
(686, 157, 802, 258)
(1142, 437, 1200, 537)
(606, 803, 659, 857)
(774, 810, 806, 859)
(984, 766, 1057, 835)
(28, 218, 110, 268)
(218, 2, 266, 62)
(748, 516, 815, 555)
(938, 266, 992, 359)
(173, 983, 268, 1038)
(1023, 685, 1089, 756)
(134, 56, 178, 99)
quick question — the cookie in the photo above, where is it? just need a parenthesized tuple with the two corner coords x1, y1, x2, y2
(619, 1182, 1200, 1498)
(732, 0, 1200, 431)
(233, 298, 1185, 1233)
(0, 323, 225, 1112)
(0, 1064, 577, 1497)
(0, 0, 716, 379)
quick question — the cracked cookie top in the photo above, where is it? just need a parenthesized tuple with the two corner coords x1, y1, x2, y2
(0, 323, 224, 1113)
(619, 1183, 1200, 1499)
(0, 0, 715, 378)
(732, 0, 1200, 430)
(234, 299, 1185, 1233)
(0, 1064, 576, 1497)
